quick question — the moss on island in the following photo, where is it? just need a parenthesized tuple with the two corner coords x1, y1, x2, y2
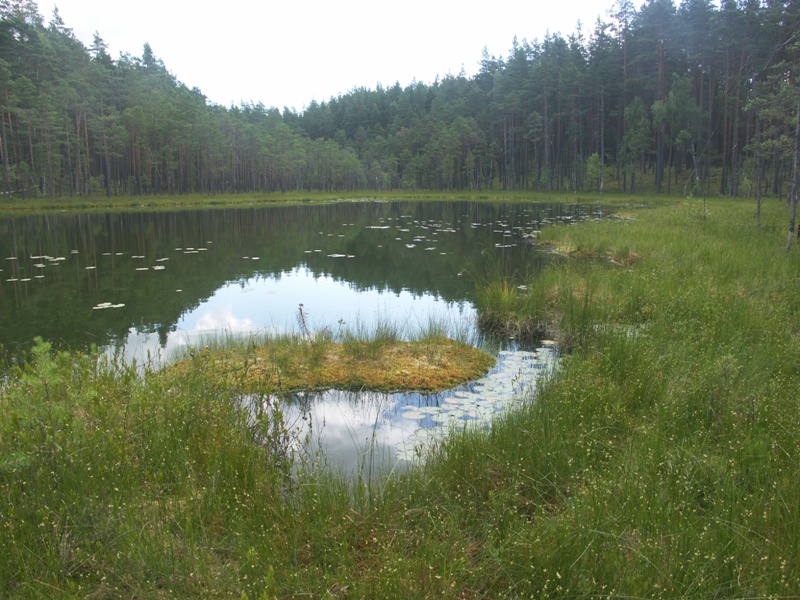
(167, 336, 495, 394)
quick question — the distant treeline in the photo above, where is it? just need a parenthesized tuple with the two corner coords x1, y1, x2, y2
(0, 0, 798, 198)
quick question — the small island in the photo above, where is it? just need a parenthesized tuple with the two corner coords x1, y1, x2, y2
(166, 336, 496, 394)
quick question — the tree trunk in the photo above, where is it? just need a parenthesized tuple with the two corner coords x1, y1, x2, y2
(756, 116, 762, 226)
(599, 89, 605, 194)
(1, 112, 11, 196)
(786, 90, 800, 252)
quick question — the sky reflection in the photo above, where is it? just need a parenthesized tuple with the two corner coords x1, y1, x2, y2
(115, 265, 476, 366)
(242, 346, 558, 477)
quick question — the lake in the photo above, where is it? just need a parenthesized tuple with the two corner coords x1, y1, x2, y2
(1, 199, 603, 473)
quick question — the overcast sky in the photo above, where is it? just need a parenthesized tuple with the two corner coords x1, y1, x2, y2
(38, 0, 611, 111)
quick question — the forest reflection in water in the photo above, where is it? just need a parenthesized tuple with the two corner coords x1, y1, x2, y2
(1, 199, 605, 472)
(1, 199, 604, 361)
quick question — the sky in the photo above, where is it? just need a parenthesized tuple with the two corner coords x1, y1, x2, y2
(38, 0, 611, 112)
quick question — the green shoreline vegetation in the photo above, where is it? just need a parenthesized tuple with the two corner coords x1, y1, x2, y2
(2, 196, 800, 596)
(167, 334, 496, 395)
(0, 189, 611, 216)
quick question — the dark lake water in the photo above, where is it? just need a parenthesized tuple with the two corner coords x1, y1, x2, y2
(1, 200, 603, 473)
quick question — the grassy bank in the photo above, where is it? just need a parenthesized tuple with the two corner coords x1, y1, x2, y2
(466, 197, 800, 595)
(2, 197, 800, 597)
(0, 189, 619, 215)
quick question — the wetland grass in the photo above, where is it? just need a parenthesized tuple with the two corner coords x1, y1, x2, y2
(459, 197, 800, 596)
(166, 324, 494, 395)
(3, 198, 800, 597)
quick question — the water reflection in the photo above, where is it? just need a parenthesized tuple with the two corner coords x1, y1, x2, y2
(0, 200, 603, 358)
(244, 343, 558, 476)
(1, 200, 603, 473)
(115, 266, 475, 365)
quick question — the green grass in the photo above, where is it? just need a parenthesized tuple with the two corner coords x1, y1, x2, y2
(2, 196, 800, 597)
(0, 188, 654, 216)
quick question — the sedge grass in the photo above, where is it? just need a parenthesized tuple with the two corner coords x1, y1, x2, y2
(165, 326, 493, 395)
(2, 197, 800, 597)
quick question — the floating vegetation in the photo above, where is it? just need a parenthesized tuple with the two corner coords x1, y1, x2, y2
(393, 346, 557, 462)
(400, 410, 426, 420)
(93, 302, 125, 310)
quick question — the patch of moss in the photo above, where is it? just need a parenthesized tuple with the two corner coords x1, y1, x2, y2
(167, 337, 495, 394)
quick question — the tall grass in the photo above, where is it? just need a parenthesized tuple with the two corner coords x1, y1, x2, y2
(2, 198, 800, 597)
(453, 198, 800, 596)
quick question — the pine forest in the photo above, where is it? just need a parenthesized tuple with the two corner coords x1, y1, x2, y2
(0, 0, 799, 199)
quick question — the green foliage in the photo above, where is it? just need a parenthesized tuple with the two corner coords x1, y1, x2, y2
(3, 200, 800, 595)
(449, 199, 800, 596)
(0, 2, 798, 198)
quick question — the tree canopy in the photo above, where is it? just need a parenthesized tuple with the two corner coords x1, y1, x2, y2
(0, 0, 798, 198)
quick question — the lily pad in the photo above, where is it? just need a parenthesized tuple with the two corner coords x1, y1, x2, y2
(400, 410, 426, 420)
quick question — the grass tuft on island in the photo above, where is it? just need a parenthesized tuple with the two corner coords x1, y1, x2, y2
(167, 335, 495, 394)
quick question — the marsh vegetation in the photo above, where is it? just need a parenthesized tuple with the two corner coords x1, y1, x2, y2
(2, 196, 800, 597)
